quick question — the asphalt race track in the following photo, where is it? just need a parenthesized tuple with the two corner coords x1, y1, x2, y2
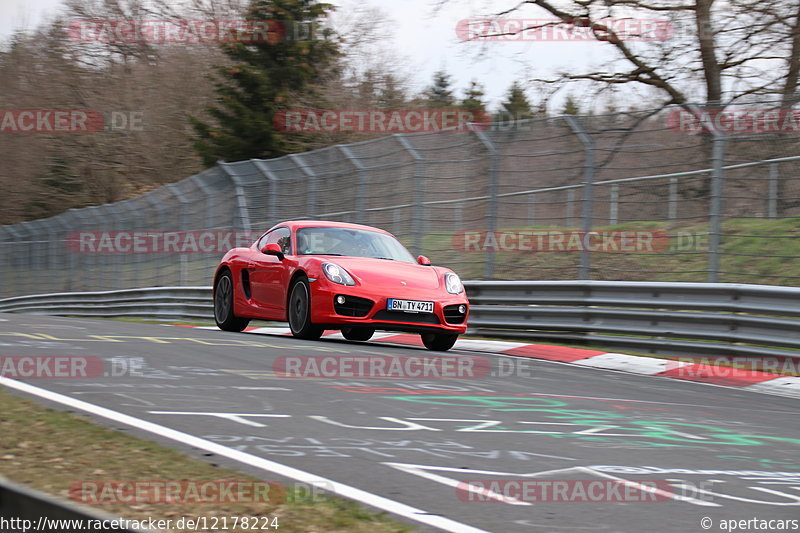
(1, 314, 799, 533)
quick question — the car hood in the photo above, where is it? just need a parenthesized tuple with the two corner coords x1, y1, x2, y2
(325, 257, 444, 291)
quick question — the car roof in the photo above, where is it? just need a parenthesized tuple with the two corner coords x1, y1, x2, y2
(277, 220, 394, 236)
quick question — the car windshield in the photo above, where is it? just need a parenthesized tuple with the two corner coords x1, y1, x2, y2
(295, 227, 416, 263)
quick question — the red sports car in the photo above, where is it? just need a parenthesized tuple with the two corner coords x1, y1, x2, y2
(212, 220, 469, 350)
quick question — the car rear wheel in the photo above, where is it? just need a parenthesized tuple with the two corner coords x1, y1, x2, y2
(288, 276, 324, 340)
(214, 271, 250, 332)
(341, 327, 375, 342)
(421, 332, 458, 351)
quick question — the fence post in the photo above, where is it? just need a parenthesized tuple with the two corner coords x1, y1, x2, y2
(768, 163, 778, 219)
(166, 184, 190, 286)
(609, 183, 619, 225)
(190, 175, 218, 286)
(395, 135, 426, 256)
(707, 130, 727, 283)
(108, 207, 125, 290)
(669, 177, 678, 220)
(527, 193, 535, 226)
(338, 146, 367, 225)
(289, 154, 317, 219)
(253, 160, 280, 225)
(5, 225, 24, 296)
(217, 162, 252, 230)
(121, 202, 142, 289)
(565, 115, 596, 281)
(144, 195, 165, 287)
(472, 129, 499, 279)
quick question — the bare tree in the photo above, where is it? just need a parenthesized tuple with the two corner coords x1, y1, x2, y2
(460, 0, 800, 110)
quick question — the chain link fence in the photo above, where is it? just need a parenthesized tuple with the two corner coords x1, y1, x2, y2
(1, 102, 799, 298)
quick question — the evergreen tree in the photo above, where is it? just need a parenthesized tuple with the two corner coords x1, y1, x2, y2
(460, 80, 486, 114)
(377, 74, 406, 109)
(562, 94, 580, 115)
(496, 81, 533, 122)
(423, 69, 455, 108)
(190, 0, 341, 166)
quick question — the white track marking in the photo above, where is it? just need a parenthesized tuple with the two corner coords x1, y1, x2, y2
(0, 377, 491, 533)
(573, 353, 693, 375)
(745, 377, 800, 399)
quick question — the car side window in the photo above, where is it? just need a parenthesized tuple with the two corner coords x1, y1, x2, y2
(255, 232, 270, 251)
(261, 227, 291, 254)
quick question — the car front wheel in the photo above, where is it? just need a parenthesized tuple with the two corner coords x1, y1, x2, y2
(421, 332, 458, 351)
(288, 276, 324, 340)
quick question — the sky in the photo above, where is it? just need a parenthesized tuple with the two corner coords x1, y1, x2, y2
(0, 0, 620, 112)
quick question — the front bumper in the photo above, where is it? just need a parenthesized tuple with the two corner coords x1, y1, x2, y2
(309, 280, 469, 334)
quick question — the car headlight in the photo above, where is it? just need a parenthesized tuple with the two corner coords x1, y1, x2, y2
(445, 272, 463, 294)
(322, 262, 355, 286)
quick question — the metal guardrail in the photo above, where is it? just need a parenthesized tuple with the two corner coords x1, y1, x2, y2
(467, 281, 800, 359)
(1, 282, 798, 360)
(0, 476, 155, 532)
(0, 287, 213, 320)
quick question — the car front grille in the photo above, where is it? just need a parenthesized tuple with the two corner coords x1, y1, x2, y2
(371, 310, 441, 324)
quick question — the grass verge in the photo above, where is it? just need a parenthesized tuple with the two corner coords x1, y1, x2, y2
(0, 387, 413, 533)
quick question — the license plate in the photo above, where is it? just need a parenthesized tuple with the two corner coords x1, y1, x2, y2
(387, 298, 434, 313)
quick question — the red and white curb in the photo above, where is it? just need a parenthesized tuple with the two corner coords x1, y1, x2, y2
(172, 325, 800, 400)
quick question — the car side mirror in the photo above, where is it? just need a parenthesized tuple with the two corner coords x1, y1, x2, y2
(417, 255, 431, 266)
(262, 243, 285, 260)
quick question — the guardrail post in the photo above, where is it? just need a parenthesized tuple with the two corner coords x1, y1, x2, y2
(565, 116, 596, 280)
(395, 135, 426, 256)
(289, 154, 317, 219)
(338, 146, 367, 225)
(768, 163, 778, 219)
(472, 129, 500, 279)
(217, 162, 253, 230)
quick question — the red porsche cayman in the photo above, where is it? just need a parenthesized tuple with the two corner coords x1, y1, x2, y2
(212, 220, 469, 351)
